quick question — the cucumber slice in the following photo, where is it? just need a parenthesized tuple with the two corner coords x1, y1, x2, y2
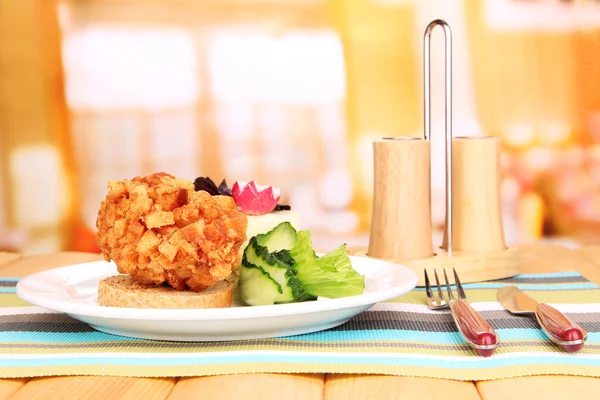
(251, 239, 313, 302)
(239, 264, 281, 306)
(240, 238, 295, 305)
(255, 221, 297, 252)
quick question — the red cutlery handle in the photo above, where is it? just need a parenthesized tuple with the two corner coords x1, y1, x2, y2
(453, 299, 498, 357)
(535, 303, 586, 352)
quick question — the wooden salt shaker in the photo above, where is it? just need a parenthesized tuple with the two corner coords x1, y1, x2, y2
(368, 138, 433, 262)
(442, 136, 506, 252)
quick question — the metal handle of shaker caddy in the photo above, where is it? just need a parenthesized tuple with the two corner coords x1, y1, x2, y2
(424, 19, 453, 257)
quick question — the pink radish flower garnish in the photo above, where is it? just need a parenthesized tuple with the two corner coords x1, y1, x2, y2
(232, 181, 282, 215)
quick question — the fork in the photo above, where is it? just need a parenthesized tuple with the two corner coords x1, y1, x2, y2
(424, 268, 499, 357)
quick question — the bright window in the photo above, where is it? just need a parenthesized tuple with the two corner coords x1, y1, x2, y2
(61, 22, 353, 234)
(62, 26, 200, 229)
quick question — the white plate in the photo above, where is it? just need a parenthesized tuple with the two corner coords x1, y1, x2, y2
(16, 256, 418, 342)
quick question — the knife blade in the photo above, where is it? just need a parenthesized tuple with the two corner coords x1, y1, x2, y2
(497, 286, 587, 352)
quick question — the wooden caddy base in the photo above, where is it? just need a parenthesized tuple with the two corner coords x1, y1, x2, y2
(348, 246, 521, 287)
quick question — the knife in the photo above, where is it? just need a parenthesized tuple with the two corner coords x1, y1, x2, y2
(497, 286, 587, 352)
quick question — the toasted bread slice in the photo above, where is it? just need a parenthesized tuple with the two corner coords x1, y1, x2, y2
(98, 275, 232, 309)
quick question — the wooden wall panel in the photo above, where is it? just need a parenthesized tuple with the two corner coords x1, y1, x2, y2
(327, 0, 418, 232)
(0, 0, 77, 251)
(464, 0, 579, 146)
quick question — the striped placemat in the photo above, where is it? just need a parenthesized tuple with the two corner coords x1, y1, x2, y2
(0, 272, 599, 380)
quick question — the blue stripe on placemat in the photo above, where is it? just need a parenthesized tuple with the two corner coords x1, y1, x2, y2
(0, 332, 140, 343)
(1, 330, 598, 346)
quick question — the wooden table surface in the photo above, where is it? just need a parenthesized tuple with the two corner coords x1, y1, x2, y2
(1, 244, 600, 400)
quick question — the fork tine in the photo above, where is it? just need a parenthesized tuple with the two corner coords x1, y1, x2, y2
(453, 268, 467, 300)
(424, 269, 433, 300)
(443, 269, 454, 301)
(433, 269, 444, 302)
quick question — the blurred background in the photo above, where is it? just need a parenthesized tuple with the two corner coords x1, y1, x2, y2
(1, 0, 600, 255)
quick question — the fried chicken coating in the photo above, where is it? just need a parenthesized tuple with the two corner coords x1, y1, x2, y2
(95, 172, 248, 292)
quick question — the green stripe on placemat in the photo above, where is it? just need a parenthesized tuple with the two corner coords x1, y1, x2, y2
(0, 272, 599, 380)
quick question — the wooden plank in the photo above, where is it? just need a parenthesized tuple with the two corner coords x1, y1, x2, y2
(516, 243, 600, 284)
(9, 376, 177, 400)
(0, 251, 103, 277)
(0, 379, 29, 400)
(167, 374, 324, 400)
(324, 375, 480, 400)
(0, 252, 20, 267)
(575, 246, 600, 269)
(477, 376, 600, 400)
